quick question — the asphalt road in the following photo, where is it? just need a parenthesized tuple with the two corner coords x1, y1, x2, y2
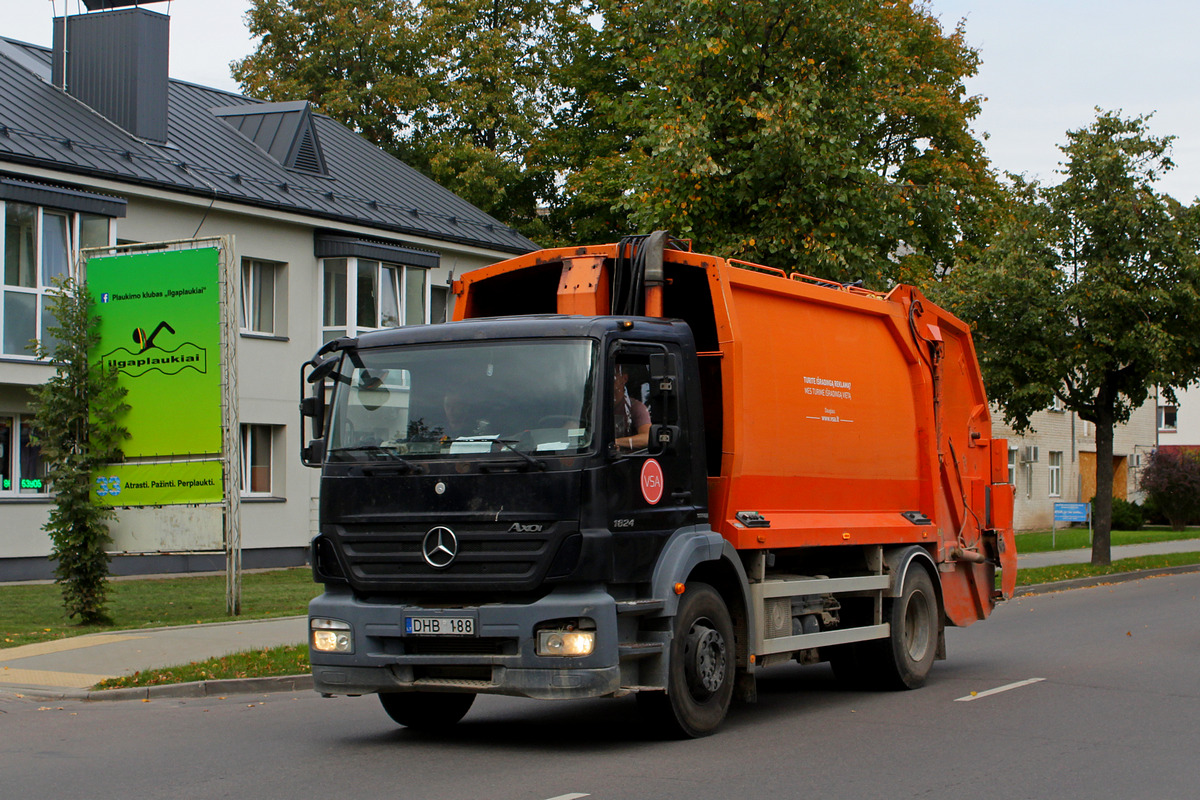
(3, 572, 1197, 800)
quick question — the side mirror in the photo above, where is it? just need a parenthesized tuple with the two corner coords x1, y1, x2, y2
(648, 423, 680, 455)
(300, 355, 338, 468)
(300, 391, 325, 439)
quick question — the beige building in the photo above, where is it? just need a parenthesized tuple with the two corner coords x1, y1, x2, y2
(0, 8, 534, 581)
(993, 401, 1157, 530)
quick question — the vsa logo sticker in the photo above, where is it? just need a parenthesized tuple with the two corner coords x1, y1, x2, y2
(640, 459, 664, 505)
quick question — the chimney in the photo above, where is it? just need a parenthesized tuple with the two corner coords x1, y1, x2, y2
(52, 4, 170, 143)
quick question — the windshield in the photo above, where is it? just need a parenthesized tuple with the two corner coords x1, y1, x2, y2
(326, 339, 596, 461)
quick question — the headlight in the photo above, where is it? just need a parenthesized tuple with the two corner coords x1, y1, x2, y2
(536, 628, 595, 657)
(311, 618, 353, 653)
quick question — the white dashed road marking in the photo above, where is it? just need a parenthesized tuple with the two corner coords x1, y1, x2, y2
(955, 677, 1046, 702)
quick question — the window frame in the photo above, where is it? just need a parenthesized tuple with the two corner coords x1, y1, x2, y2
(1158, 405, 1178, 433)
(239, 423, 277, 497)
(0, 413, 50, 496)
(1048, 450, 1063, 497)
(240, 256, 287, 337)
(321, 256, 431, 343)
(2, 201, 114, 359)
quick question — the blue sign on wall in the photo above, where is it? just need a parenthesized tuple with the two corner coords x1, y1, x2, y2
(1054, 502, 1091, 522)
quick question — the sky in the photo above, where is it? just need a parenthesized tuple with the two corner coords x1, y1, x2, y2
(6, 0, 1200, 202)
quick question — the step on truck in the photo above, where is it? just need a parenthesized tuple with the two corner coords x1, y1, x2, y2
(300, 233, 1017, 737)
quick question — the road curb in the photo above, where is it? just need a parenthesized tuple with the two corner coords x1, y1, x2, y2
(1014, 563, 1200, 597)
(4, 674, 313, 702)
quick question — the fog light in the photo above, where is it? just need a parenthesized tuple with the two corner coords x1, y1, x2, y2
(537, 629, 595, 657)
(311, 618, 353, 653)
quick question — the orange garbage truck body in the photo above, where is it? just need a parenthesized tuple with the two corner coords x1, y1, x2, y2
(302, 235, 1015, 737)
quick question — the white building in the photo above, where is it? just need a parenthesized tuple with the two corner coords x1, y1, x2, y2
(1156, 384, 1200, 450)
(0, 7, 535, 580)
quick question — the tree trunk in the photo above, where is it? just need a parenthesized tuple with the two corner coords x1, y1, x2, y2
(1091, 396, 1115, 566)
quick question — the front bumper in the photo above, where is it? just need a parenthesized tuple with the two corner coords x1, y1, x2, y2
(309, 585, 622, 700)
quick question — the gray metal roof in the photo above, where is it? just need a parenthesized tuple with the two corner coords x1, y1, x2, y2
(0, 36, 537, 255)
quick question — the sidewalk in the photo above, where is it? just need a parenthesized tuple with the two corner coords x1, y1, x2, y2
(3, 540, 1198, 702)
(0, 615, 309, 700)
(1016, 538, 1200, 569)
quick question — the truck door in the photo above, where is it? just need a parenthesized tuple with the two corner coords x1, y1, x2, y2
(606, 345, 699, 575)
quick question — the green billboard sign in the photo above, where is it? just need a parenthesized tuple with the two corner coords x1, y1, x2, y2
(92, 460, 224, 507)
(88, 247, 223, 458)
(86, 247, 227, 507)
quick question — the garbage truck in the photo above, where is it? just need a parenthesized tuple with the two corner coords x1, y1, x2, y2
(300, 234, 1016, 737)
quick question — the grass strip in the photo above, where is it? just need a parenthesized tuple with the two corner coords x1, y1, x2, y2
(1, 568, 319, 650)
(93, 644, 309, 690)
(1011, 551, 1200, 587)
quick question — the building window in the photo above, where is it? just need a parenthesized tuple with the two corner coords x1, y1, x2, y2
(1048, 450, 1063, 497)
(1158, 405, 1178, 432)
(1050, 395, 1065, 412)
(431, 285, 450, 323)
(1008, 446, 1017, 486)
(2, 201, 113, 357)
(240, 257, 286, 336)
(0, 414, 48, 495)
(321, 257, 429, 342)
(240, 424, 276, 496)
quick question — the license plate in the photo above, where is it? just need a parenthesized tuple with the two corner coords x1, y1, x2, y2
(405, 616, 476, 636)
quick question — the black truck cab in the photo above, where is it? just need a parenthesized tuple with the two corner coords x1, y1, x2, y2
(302, 315, 715, 704)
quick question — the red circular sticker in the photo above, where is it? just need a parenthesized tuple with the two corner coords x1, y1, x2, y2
(640, 458, 664, 505)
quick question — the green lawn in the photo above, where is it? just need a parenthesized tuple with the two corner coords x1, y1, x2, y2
(1013, 551, 1200, 587)
(1014, 526, 1200, 554)
(0, 568, 320, 649)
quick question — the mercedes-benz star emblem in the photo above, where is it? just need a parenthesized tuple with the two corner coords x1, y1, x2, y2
(422, 526, 458, 569)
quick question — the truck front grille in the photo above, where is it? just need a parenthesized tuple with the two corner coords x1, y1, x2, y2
(331, 522, 565, 592)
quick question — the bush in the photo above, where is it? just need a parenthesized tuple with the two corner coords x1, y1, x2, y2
(1139, 494, 1169, 526)
(1139, 448, 1200, 531)
(1110, 497, 1144, 531)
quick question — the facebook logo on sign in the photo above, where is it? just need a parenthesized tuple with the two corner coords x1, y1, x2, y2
(101, 293, 110, 303)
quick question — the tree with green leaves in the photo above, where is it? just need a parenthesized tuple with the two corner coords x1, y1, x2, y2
(939, 110, 1200, 564)
(233, 0, 594, 241)
(30, 278, 129, 624)
(582, 0, 997, 285)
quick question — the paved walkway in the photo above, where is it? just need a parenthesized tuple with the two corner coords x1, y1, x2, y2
(1017, 538, 1200, 568)
(2, 539, 1197, 701)
(0, 616, 308, 699)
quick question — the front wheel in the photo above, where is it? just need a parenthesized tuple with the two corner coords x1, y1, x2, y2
(378, 691, 476, 731)
(638, 582, 735, 738)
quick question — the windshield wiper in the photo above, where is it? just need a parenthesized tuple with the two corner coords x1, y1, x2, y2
(331, 445, 423, 473)
(457, 437, 546, 471)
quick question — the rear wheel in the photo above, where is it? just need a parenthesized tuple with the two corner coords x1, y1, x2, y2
(881, 566, 938, 689)
(829, 567, 938, 690)
(378, 691, 476, 731)
(638, 582, 735, 738)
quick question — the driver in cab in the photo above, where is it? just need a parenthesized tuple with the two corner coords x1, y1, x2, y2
(614, 365, 650, 452)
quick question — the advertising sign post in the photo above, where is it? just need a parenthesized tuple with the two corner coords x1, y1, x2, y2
(86, 238, 242, 613)
(1053, 502, 1092, 548)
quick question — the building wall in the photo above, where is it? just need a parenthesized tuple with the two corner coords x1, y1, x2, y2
(1157, 384, 1200, 447)
(1, 178, 508, 580)
(993, 400, 1157, 530)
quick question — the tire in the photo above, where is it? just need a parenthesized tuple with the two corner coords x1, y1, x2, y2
(638, 582, 735, 738)
(829, 567, 938, 690)
(378, 691, 476, 731)
(878, 566, 939, 690)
